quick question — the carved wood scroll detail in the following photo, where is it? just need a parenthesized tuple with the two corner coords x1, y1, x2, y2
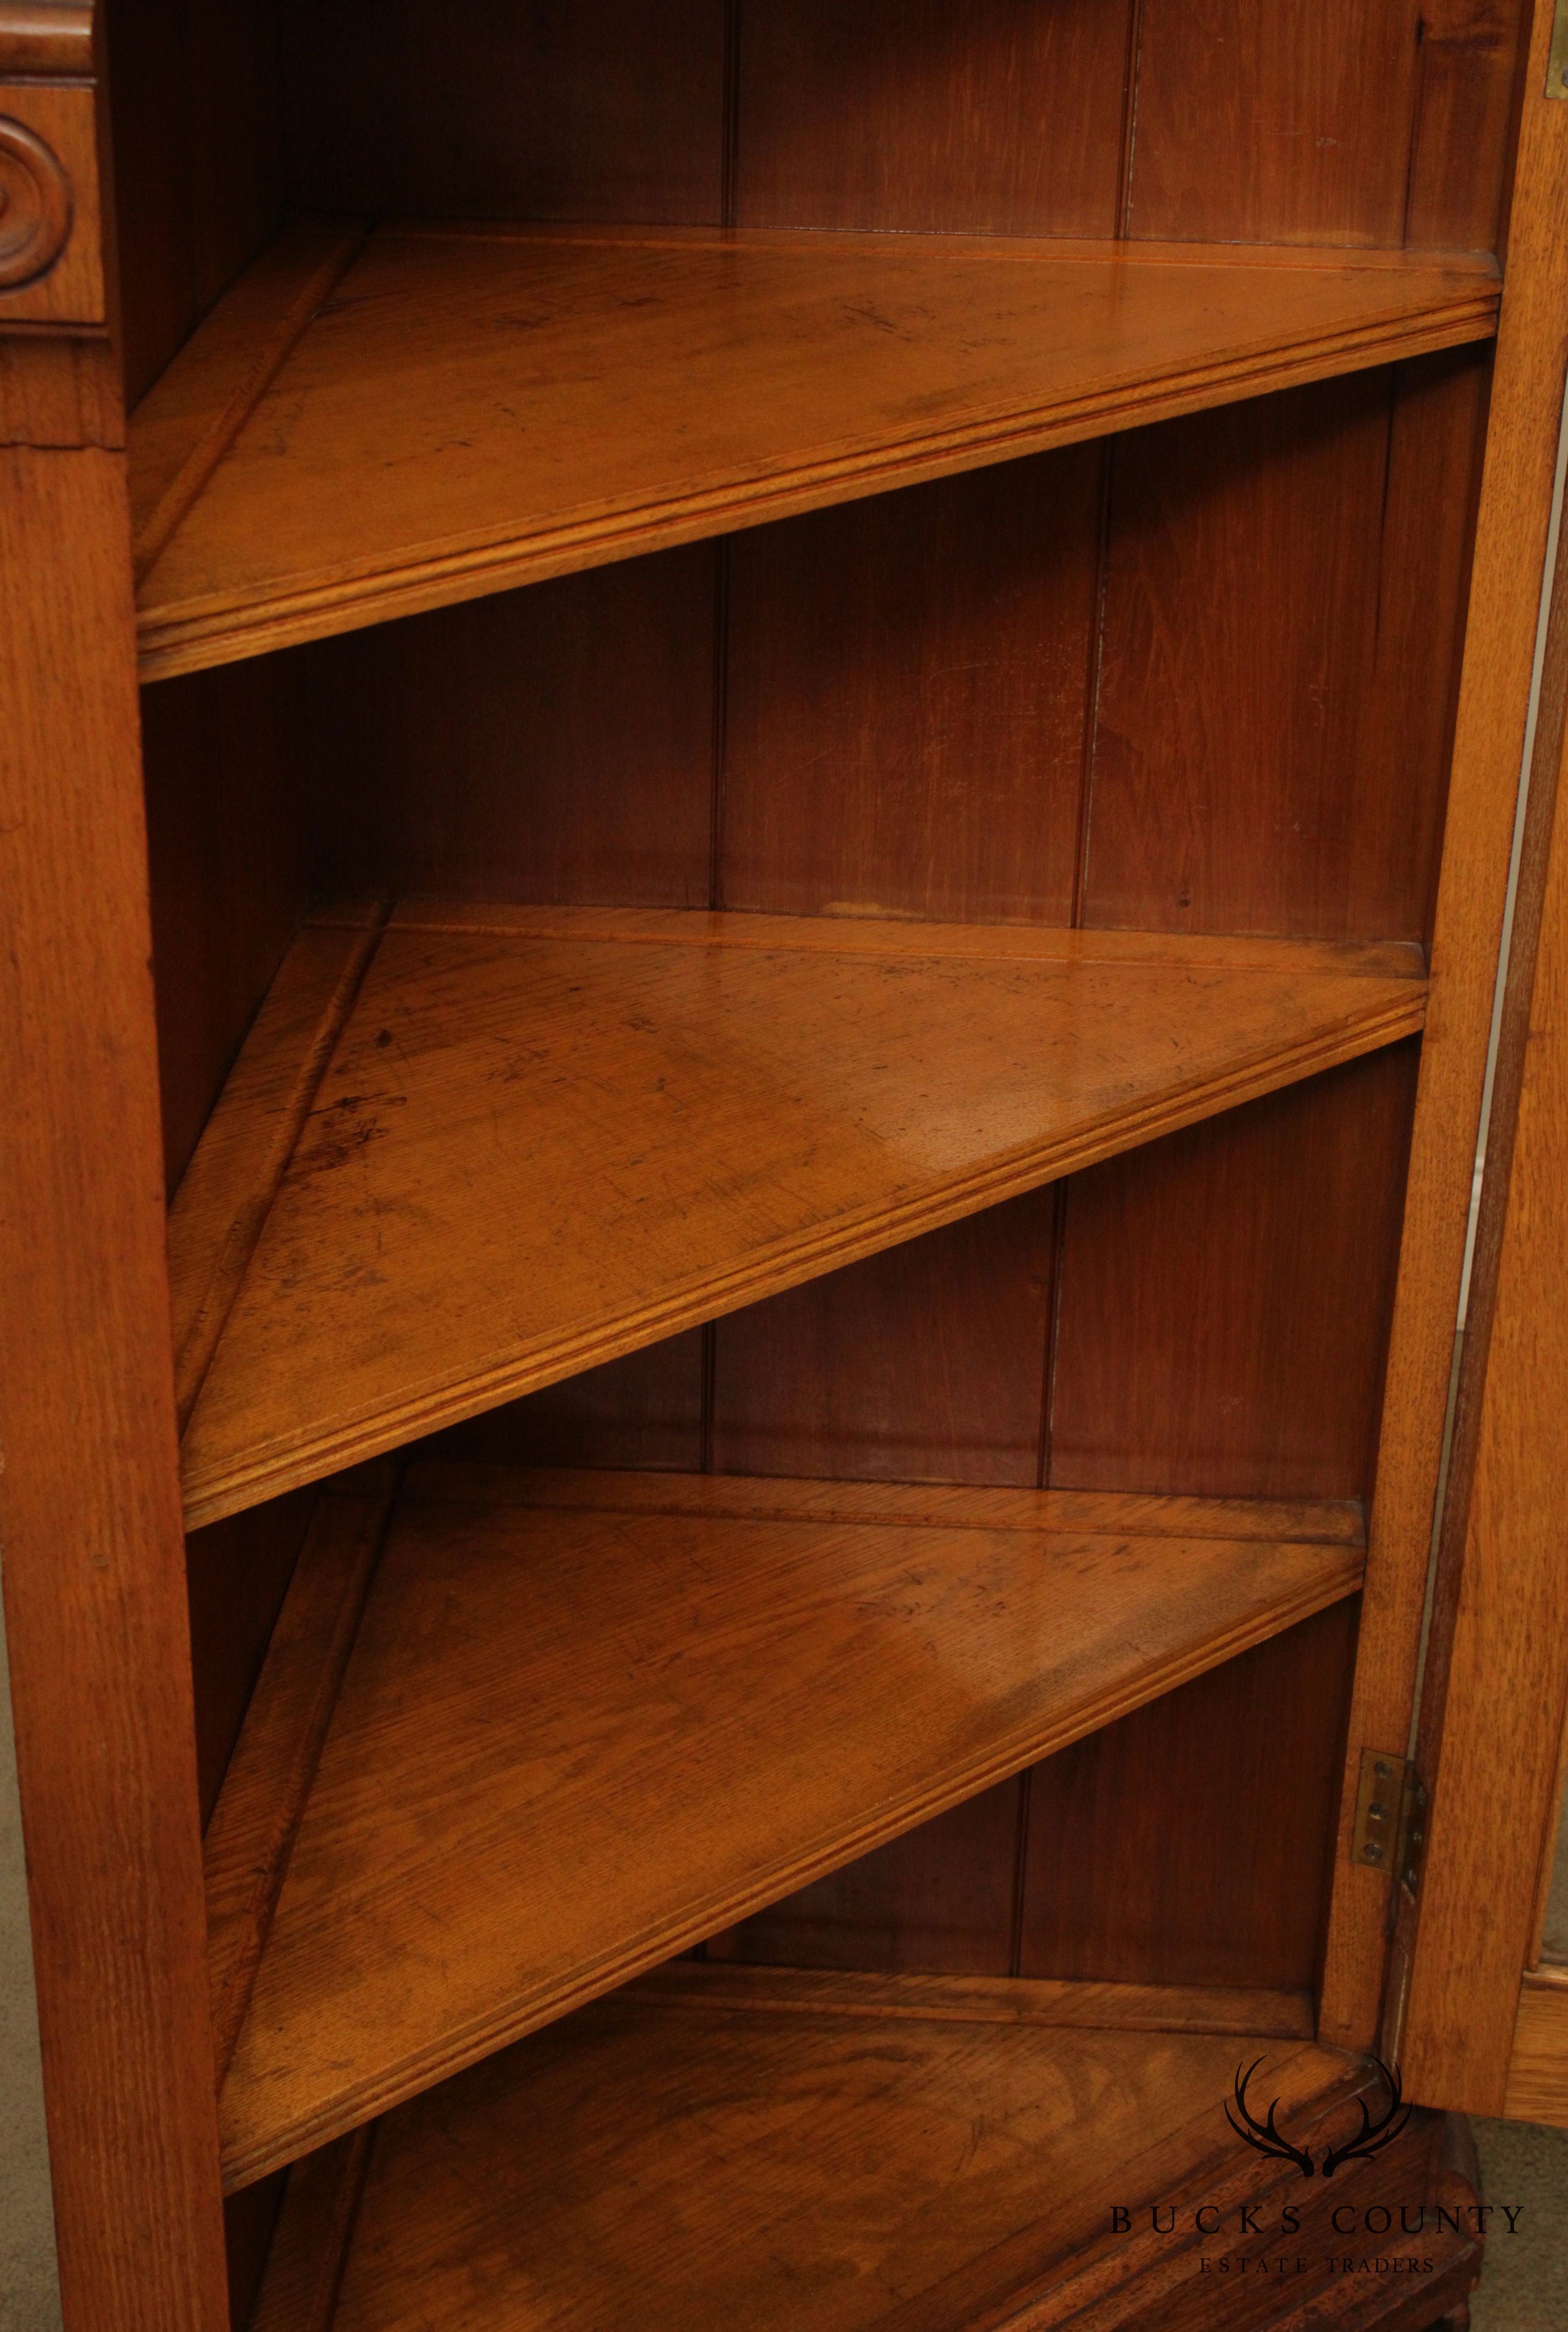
(0, 112, 71, 288)
(0, 5, 101, 325)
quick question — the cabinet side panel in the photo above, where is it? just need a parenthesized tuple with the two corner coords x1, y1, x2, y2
(733, 0, 1133, 235)
(284, 0, 726, 224)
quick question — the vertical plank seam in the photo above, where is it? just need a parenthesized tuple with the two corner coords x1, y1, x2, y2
(721, 0, 743, 230)
(709, 539, 730, 912)
(1072, 442, 1117, 932)
(700, 1322, 717, 1476)
(1037, 1183, 1072, 1494)
(1399, 11, 1432, 250)
(308, 2124, 376, 2332)
(1009, 1765, 1034, 1977)
(1115, 0, 1147, 241)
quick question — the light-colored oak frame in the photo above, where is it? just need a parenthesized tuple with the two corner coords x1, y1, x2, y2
(1390, 380, 1568, 2112)
(0, 9, 231, 2327)
(1318, 0, 1568, 2058)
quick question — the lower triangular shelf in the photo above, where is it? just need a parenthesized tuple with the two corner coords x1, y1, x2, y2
(170, 903, 1426, 1528)
(208, 1465, 1364, 2190)
(247, 1967, 1479, 2332)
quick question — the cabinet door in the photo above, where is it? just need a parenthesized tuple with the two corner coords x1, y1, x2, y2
(1396, 164, 1568, 2118)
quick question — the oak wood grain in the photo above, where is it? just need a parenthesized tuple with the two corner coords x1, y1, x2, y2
(0, 424, 230, 2326)
(1404, 0, 1528, 254)
(129, 215, 365, 581)
(1504, 1970, 1568, 2128)
(734, 0, 1133, 236)
(213, 1464, 1364, 2186)
(1083, 371, 1400, 940)
(1050, 1048, 1419, 1500)
(0, 78, 105, 324)
(1019, 1602, 1360, 1991)
(0, 3, 93, 75)
(246, 1968, 1455, 2332)
(303, 546, 717, 911)
(169, 904, 1426, 1528)
(249, 2129, 374, 2332)
(721, 453, 1097, 925)
(710, 1194, 1056, 1487)
(1127, 1, 1423, 247)
(1394, 437, 1568, 2108)
(130, 224, 1499, 680)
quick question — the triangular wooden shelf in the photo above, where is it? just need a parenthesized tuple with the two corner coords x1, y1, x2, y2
(209, 1467, 1364, 2190)
(169, 904, 1427, 1530)
(246, 1965, 1478, 2332)
(129, 217, 1498, 678)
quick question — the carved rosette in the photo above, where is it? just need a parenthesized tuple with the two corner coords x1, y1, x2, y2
(0, 113, 72, 289)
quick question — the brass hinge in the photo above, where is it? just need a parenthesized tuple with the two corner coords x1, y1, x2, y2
(1352, 1750, 1429, 1895)
(1549, 0, 1568, 100)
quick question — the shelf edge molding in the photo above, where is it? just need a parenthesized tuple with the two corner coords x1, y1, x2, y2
(168, 903, 1428, 1532)
(130, 219, 1500, 680)
(210, 1465, 1367, 2190)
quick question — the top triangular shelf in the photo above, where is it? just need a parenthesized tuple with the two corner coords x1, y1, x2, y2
(169, 903, 1425, 1529)
(130, 218, 1498, 679)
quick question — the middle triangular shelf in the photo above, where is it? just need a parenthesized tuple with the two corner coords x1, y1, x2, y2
(169, 902, 1426, 1528)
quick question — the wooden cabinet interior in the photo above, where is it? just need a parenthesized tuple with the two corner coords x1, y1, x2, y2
(11, 0, 1538, 2323)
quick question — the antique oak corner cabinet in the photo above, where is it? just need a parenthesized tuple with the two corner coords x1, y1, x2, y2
(3, 2, 1567, 2328)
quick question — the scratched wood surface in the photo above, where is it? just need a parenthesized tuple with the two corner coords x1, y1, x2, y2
(129, 224, 1498, 678)
(168, 903, 1425, 1528)
(210, 1464, 1363, 2187)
